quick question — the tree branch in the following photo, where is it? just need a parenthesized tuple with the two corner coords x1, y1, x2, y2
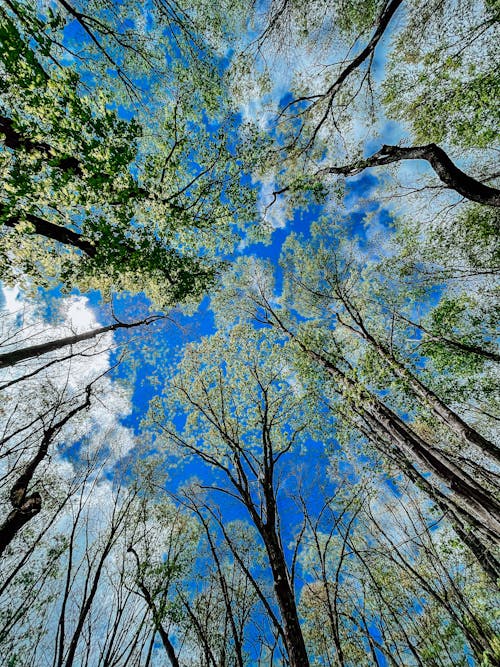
(318, 143, 500, 208)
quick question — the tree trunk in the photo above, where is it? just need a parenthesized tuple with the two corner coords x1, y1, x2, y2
(393, 312, 500, 363)
(261, 527, 310, 667)
(0, 493, 42, 557)
(319, 144, 500, 207)
(0, 315, 160, 368)
(295, 339, 500, 544)
(341, 320, 500, 464)
(367, 422, 500, 583)
(63, 541, 114, 667)
(360, 390, 500, 543)
(0, 387, 91, 557)
(140, 587, 179, 667)
(2, 209, 96, 256)
(0, 114, 82, 173)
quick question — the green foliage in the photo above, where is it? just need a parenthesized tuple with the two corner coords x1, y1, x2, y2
(383, 0, 500, 148)
(384, 64, 500, 149)
(0, 1, 257, 307)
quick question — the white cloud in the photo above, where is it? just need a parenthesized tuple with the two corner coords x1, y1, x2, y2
(0, 285, 136, 465)
(1, 285, 22, 314)
(65, 296, 100, 330)
(256, 171, 288, 230)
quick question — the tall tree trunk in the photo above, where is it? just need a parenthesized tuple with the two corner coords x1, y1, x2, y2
(208, 508, 286, 643)
(354, 381, 500, 542)
(282, 326, 500, 544)
(261, 526, 310, 667)
(0, 315, 161, 368)
(361, 419, 500, 583)
(63, 541, 114, 667)
(338, 317, 500, 464)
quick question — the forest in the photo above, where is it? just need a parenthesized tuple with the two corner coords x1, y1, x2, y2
(0, 0, 499, 665)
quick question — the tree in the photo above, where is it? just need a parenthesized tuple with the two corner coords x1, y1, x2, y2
(0, 289, 138, 561)
(0, 313, 165, 369)
(315, 144, 500, 208)
(150, 325, 320, 666)
(298, 477, 499, 665)
(0, 1, 256, 307)
(213, 256, 500, 573)
(235, 0, 499, 217)
(0, 382, 92, 557)
(1, 0, 498, 664)
(125, 493, 201, 667)
(53, 483, 139, 667)
(278, 225, 499, 464)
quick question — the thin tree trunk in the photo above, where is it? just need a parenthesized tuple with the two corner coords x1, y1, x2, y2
(0, 315, 161, 368)
(128, 547, 180, 667)
(393, 312, 500, 363)
(198, 522, 245, 667)
(0, 386, 91, 557)
(176, 589, 218, 667)
(420, 333, 500, 363)
(282, 0, 403, 136)
(369, 512, 496, 659)
(63, 543, 114, 667)
(63, 495, 133, 667)
(338, 316, 500, 464)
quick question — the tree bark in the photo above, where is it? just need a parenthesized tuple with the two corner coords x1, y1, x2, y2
(0, 493, 42, 557)
(0, 315, 161, 368)
(357, 385, 500, 543)
(261, 526, 310, 667)
(0, 386, 91, 557)
(280, 325, 500, 544)
(207, 507, 287, 644)
(319, 144, 500, 207)
(337, 315, 500, 464)
(0, 114, 82, 174)
(2, 208, 96, 256)
(365, 422, 500, 583)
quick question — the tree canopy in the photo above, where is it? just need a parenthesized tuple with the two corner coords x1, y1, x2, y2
(0, 0, 498, 665)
